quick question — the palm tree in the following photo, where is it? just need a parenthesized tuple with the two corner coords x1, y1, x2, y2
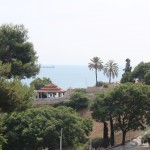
(88, 57, 103, 86)
(104, 60, 118, 83)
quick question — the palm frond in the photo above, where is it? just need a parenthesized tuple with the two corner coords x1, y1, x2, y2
(103, 60, 119, 83)
(88, 57, 103, 70)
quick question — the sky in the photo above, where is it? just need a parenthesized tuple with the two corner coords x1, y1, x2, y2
(0, 0, 150, 67)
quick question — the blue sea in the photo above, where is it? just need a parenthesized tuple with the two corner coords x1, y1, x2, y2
(22, 65, 124, 90)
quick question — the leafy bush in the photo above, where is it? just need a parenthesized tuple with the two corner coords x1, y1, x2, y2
(68, 92, 89, 109)
(74, 88, 87, 93)
(66, 144, 86, 150)
(103, 83, 109, 88)
(142, 132, 150, 144)
(55, 90, 89, 110)
(91, 137, 104, 149)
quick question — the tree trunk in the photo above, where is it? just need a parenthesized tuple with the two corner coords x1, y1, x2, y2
(109, 72, 111, 83)
(122, 131, 126, 145)
(95, 69, 98, 86)
(110, 115, 115, 146)
(103, 121, 109, 148)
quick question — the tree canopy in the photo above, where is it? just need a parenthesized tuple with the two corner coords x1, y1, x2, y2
(120, 72, 132, 83)
(57, 90, 89, 110)
(144, 70, 150, 85)
(0, 24, 40, 79)
(0, 61, 11, 78)
(123, 58, 132, 72)
(30, 77, 51, 90)
(91, 83, 150, 145)
(68, 91, 89, 110)
(132, 62, 150, 81)
(1, 106, 92, 150)
(0, 78, 34, 113)
(121, 58, 132, 83)
(121, 61, 150, 84)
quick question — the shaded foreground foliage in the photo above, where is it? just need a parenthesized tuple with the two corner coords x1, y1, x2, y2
(1, 106, 92, 150)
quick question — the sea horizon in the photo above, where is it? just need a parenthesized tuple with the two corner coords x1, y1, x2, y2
(22, 64, 124, 90)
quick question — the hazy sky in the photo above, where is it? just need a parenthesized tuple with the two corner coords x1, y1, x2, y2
(0, 0, 150, 66)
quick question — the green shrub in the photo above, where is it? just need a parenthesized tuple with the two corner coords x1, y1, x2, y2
(67, 144, 86, 150)
(91, 137, 104, 149)
(68, 92, 89, 109)
(142, 132, 150, 144)
(55, 90, 89, 110)
(103, 83, 109, 88)
(74, 88, 87, 93)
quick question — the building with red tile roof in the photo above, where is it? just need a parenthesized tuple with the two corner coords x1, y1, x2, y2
(36, 83, 66, 99)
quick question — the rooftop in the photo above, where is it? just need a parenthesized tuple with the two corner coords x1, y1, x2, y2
(37, 83, 66, 93)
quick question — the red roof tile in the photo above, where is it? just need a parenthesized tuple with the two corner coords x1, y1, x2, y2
(37, 83, 65, 93)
